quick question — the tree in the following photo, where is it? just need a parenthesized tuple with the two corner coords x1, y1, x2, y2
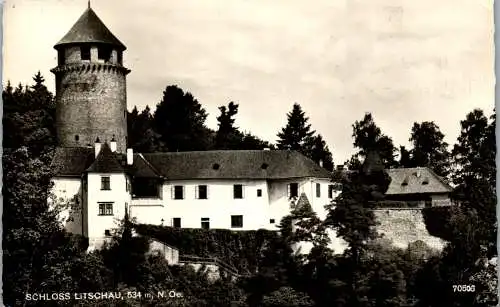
(128, 106, 166, 152)
(153, 85, 212, 151)
(214, 101, 241, 149)
(408, 121, 451, 178)
(3, 73, 57, 155)
(451, 109, 496, 256)
(325, 151, 392, 306)
(276, 103, 315, 153)
(398, 146, 412, 168)
(350, 113, 397, 168)
(2, 147, 89, 306)
(306, 134, 334, 171)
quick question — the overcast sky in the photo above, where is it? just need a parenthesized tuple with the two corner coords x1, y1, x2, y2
(3, 0, 494, 163)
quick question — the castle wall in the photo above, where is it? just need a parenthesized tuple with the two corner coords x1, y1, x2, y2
(54, 64, 128, 152)
(373, 209, 446, 251)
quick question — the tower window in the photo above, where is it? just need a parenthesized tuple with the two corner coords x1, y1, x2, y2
(81, 46, 91, 60)
(98, 47, 112, 62)
(58, 50, 65, 65)
(74, 135, 79, 142)
(117, 51, 123, 65)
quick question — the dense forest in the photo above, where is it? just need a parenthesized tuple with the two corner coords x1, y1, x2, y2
(2, 73, 497, 306)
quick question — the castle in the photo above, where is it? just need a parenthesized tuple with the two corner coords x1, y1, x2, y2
(50, 5, 453, 253)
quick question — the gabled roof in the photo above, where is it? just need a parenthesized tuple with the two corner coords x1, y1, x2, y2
(54, 7, 126, 50)
(141, 150, 332, 180)
(385, 167, 452, 195)
(51, 147, 94, 176)
(52, 149, 331, 180)
(85, 143, 125, 173)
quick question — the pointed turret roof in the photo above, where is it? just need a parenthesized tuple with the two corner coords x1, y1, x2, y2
(85, 142, 125, 173)
(54, 6, 126, 50)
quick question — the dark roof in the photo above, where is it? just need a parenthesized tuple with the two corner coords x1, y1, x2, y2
(141, 150, 332, 180)
(129, 154, 163, 179)
(51, 147, 94, 176)
(52, 149, 331, 180)
(85, 143, 125, 173)
(54, 7, 126, 50)
(385, 167, 453, 195)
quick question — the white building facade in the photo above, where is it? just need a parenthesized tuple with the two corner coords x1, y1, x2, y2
(51, 144, 341, 250)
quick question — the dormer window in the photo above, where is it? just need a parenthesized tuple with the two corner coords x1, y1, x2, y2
(422, 178, 429, 185)
(401, 181, 408, 186)
(81, 46, 91, 60)
(213, 163, 220, 170)
(261, 163, 269, 170)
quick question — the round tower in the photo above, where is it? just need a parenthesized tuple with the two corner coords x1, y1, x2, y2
(51, 5, 130, 153)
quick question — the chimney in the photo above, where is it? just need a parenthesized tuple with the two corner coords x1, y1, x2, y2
(319, 160, 323, 167)
(127, 148, 134, 165)
(94, 137, 101, 158)
(110, 135, 117, 153)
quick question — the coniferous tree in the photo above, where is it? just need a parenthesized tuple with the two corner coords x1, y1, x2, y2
(276, 103, 315, 153)
(408, 121, 451, 178)
(3, 73, 57, 155)
(153, 85, 211, 151)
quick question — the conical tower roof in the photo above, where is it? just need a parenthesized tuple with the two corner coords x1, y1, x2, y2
(54, 6, 126, 50)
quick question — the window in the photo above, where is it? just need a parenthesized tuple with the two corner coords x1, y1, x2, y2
(132, 178, 160, 198)
(328, 185, 334, 199)
(316, 183, 321, 198)
(257, 189, 262, 197)
(98, 47, 111, 62)
(101, 176, 110, 190)
(74, 135, 79, 142)
(104, 229, 111, 237)
(117, 51, 123, 65)
(125, 177, 129, 192)
(98, 203, 113, 216)
(201, 218, 210, 229)
(233, 184, 243, 199)
(173, 218, 181, 228)
(173, 186, 184, 200)
(58, 50, 65, 66)
(197, 185, 208, 199)
(287, 183, 299, 198)
(81, 46, 90, 60)
(231, 215, 243, 228)
(270, 219, 275, 224)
